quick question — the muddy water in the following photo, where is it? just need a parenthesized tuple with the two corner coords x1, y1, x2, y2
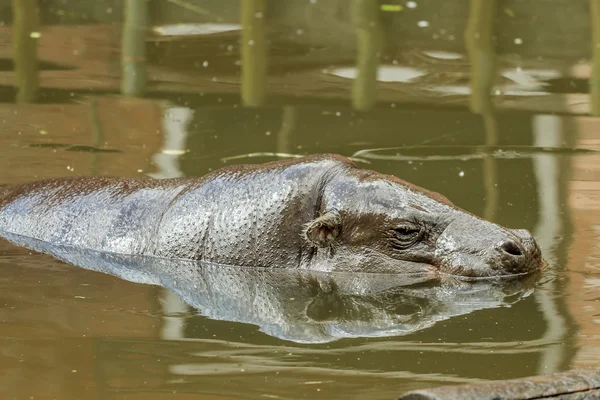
(1, 3, 600, 400)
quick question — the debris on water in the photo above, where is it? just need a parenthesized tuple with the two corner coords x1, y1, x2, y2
(381, 4, 403, 12)
(162, 149, 186, 156)
(417, 20, 430, 28)
(459, 171, 465, 177)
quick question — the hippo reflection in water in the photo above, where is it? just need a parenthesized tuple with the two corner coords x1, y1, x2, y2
(0, 232, 537, 343)
(0, 154, 544, 277)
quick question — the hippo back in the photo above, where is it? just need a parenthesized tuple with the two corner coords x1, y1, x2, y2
(0, 155, 352, 268)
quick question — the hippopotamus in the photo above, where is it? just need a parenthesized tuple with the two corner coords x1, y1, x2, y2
(0, 154, 544, 277)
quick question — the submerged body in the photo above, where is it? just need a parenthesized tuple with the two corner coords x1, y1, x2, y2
(0, 154, 543, 277)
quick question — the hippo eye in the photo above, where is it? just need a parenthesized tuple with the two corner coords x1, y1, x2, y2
(391, 223, 423, 249)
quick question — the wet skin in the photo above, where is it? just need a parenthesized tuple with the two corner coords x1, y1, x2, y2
(0, 154, 544, 277)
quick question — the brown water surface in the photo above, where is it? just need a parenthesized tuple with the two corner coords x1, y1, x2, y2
(1, 2, 600, 399)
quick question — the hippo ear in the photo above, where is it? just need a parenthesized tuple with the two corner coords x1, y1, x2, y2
(303, 211, 341, 248)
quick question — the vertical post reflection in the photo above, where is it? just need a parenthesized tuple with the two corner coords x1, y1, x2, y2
(591, 0, 600, 115)
(465, 0, 497, 115)
(241, 0, 267, 107)
(465, 0, 499, 222)
(148, 104, 193, 179)
(482, 112, 498, 222)
(12, 0, 40, 103)
(276, 106, 297, 154)
(482, 155, 498, 221)
(351, 0, 383, 112)
(150, 103, 194, 339)
(531, 115, 567, 374)
(89, 98, 105, 175)
(121, 0, 149, 97)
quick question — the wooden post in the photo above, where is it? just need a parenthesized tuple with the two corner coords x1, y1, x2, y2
(12, 0, 40, 103)
(241, 0, 267, 107)
(351, 0, 383, 111)
(121, 0, 149, 97)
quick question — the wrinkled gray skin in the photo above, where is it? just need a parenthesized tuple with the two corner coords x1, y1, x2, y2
(0, 154, 543, 277)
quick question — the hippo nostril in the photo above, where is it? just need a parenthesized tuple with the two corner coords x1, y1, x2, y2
(500, 240, 523, 257)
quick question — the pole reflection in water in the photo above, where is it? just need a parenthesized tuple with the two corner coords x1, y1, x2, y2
(12, 0, 40, 103)
(121, 0, 149, 97)
(591, 0, 600, 115)
(531, 115, 568, 374)
(481, 107, 499, 223)
(465, 0, 499, 223)
(147, 104, 193, 180)
(147, 103, 194, 339)
(351, 0, 383, 112)
(241, 0, 267, 107)
(276, 106, 297, 154)
(465, 0, 497, 115)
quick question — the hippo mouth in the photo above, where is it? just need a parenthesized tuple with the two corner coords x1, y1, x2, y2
(440, 256, 547, 279)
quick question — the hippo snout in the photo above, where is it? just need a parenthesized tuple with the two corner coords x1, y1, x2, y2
(495, 229, 543, 275)
(435, 220, 545, 277)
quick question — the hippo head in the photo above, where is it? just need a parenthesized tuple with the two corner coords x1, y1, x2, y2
(302, 166, 544, 277)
